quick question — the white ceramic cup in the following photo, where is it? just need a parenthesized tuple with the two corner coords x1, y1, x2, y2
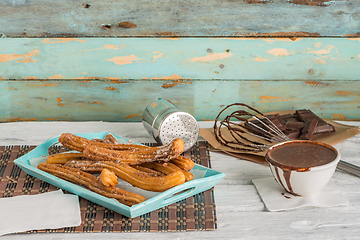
(265, 140, 341, 197)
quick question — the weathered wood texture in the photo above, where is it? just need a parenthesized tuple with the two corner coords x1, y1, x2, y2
(0, 37, 359, 122)
(1, 0, 360, 37)
(1, 80, 359, 122)
(1, 1, 359, 122)
(1, 38, 359, 80)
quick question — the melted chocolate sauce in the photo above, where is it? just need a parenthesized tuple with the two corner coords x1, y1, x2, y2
(281, 193, 291, 199)
(267, 141, 337, 169)
(267, 141, 337, 196)
(274, 167, 300, 196)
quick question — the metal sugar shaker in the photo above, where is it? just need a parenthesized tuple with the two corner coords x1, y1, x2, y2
(142, 98, 199, 152)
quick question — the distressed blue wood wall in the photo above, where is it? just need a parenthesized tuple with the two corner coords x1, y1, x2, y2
(0, 0, 359, 122)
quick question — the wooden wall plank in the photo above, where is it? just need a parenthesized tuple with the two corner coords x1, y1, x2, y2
(1, 38, 360, 81)
(1, 80, 359, 122)
(1, 0, 359, 37)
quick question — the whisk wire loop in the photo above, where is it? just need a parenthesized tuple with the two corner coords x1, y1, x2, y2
(213, 103, 291, 152)
(252, 116, 291, 142)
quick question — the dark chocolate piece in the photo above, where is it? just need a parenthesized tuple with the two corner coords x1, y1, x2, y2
(280, 114, 298, 121)
(268, 113, 286, 131)
(245, 114, 286, 140)
(295, 109, 318, 121)
(284, 130, 301, 140)
(245, 109, 335, 142)
(285, 120, 304, 131)
(313, 123, 336, 135)
(300, 119, 318, 140)
(245, 120, 264, 133)
(315, 120, 329, 126)
(295, 109, 335, 137)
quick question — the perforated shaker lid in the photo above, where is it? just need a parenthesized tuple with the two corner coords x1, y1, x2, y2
(158, 111, 199, 152)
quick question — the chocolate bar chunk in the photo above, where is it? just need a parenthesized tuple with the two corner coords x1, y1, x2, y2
(245, 109, 335, 142)
(284, 129, 301, 140)
(245, 113, 286, 138)
(268, 113, 286, 131)
(280, 114, 299, 122)
(295, 109, 335, 136)
(313, 124, 335, 135)
(295, 109, 322, 124)
(300, 119, 318, 140)
(285, 120, 304, 131)
(244, 121, 267, 138)
(295, 109, 317, 122)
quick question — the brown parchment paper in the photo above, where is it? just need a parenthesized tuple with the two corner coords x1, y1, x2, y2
(200, 110, 360, 164)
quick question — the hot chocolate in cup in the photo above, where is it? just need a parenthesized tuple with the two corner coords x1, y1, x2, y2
(265, 140, 340, 197)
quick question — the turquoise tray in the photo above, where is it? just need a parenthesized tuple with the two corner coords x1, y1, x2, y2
(14, 132, 225, 218)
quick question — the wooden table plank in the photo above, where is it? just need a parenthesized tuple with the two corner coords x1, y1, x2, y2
(1, 38, 360, 81)
(1, 79, 359, 122)
(1, 0, 359, 37)
(1, 37, 359, 121)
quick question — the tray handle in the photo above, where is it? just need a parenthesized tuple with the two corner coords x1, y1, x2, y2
(160, 187, 197, 206)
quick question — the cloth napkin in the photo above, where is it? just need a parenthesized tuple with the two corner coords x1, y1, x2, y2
(252, 177, 349, 211)
(0, 189, 81, 236)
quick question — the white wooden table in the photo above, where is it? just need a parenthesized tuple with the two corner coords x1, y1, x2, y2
(1, 121, 360, 240)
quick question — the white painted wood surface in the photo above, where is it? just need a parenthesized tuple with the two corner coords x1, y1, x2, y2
(1, 121, 360, 240)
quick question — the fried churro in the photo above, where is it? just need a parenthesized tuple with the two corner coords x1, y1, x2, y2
(170, 156, 195, 172)
(99, 168, 118, 187)
(58, 133, 90, 152)
(46, 152, 87, 164)
(103, 134, 119, 144)
(132, 166, 163, 177)
(38, 162, 145, 206)
(140, 162, 194, 182)
(50, 133, 192, 196)
(83, 138, 185, 165)
(58, 133, 185, 165)
(59, 133, 146, 151)
(65, 160, 186, 192)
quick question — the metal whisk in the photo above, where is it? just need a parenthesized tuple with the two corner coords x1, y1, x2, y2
(213, 103, 290, 152)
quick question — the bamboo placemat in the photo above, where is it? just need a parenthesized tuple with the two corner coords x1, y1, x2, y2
(0, 141, 218, 233)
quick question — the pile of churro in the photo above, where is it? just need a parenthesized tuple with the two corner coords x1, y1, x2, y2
(38, 133, 195, 206)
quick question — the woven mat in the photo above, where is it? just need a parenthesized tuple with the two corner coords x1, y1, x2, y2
(0, 141, 218, 233)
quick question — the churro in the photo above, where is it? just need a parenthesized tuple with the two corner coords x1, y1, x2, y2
(65, 160, 186, 192)
(132, 165, 163, 177)
(83, 138, 185, 165)
(50, 133, 192, 195)
(58, 133, 121, 151)
(170, 156, 195, 172)
(59, 133, 146, 151)
(58, 133, 90, 152)
(99, 168, 118, 187)
(38, 162, 145, 206)
(58, 133, 185, 165)
(103, 134, 119, 144)
(46, 152, 87, 164)
(140, 162, 194, 182)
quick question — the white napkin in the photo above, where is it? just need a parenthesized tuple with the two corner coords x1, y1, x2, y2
(252, 177, 349, 211)
(0, 189, 81, 236)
